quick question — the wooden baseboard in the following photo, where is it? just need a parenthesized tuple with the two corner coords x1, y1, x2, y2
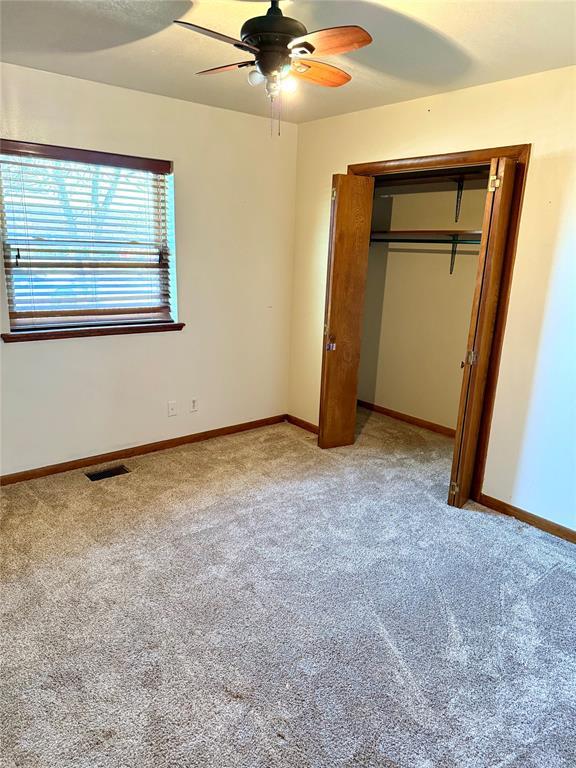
(0, 415, 286, 486)
(478, 493, 576, 544)
(356, 401, 574, 544)
(357, 400, 456, 438)
(5, 414, 571, 547)
(285, 414, 319, 434)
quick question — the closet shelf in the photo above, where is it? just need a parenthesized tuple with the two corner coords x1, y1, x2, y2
(369, 230, 483, 275)
(370, 229, 482, 242)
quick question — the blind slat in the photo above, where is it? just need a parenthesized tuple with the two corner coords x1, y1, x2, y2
(9, 314, 172, 329)
(10, 306, 169, 318)
(1, 150, 175, 332)
(5, 263, 169, 270)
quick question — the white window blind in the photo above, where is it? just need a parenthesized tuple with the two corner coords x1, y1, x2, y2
(0, 149, 176, 332)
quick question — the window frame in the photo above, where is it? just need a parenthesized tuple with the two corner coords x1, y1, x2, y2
(0, 139, 184, 342)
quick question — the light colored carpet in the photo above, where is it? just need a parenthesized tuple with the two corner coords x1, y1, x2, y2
(1, 410, 575, 768)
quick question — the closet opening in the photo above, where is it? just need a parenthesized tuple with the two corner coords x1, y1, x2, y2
(358, 165, 489, 501)
(317, 146, 530, 508)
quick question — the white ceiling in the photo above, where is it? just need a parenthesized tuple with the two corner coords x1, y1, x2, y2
(1, 0, 574, 123)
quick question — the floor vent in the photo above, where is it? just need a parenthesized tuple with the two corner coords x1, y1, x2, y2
(85, 465, 130, 481)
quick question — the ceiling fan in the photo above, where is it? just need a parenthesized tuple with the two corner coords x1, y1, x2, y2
(174, 0, 372, 101)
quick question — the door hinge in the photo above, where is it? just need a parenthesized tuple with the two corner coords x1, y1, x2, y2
(488, 175, 501, 192)
(464, 349, 478, 366)
(450, 481, 459, 495)
(331, 188, 337, 200)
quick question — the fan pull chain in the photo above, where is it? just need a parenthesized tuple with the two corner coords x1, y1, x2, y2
(270, 96, 274, 138)
(269, 94, 282, 138)
(278, 91, 282, 137)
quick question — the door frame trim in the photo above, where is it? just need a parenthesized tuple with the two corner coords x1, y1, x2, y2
(341, 144, 531, 502)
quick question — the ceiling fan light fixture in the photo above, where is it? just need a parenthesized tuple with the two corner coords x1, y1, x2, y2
(248, 69, 265, 86)
(281, 75, 297, 93)
(265, 75, 282, 99)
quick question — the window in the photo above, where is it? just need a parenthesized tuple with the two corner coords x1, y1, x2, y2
(0, 140, 183, 341)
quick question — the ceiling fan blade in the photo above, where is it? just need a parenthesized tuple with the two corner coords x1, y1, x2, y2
(291, 59, 351, 87)
(197, 61, 254, 75)
(289, 26, 372, 57)
(174, 20, 259, 54)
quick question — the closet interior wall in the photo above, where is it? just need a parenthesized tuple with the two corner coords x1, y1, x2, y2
(358, 179, 488, 431)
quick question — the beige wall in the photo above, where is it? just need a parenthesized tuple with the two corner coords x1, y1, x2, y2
(359, 187, 484, 430)
(1, 63, 574, 531)
(288, 66, 576, 530)
(0, 63, 297, 475)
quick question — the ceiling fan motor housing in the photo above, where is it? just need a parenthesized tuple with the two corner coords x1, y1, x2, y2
(241, 10, 308, 78)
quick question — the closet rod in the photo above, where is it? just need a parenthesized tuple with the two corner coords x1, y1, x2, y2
(370, 237, 480, 244)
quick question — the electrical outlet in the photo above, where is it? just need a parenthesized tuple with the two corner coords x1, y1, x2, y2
(190, 398, 199, 413)
(167, 400, 177, 417)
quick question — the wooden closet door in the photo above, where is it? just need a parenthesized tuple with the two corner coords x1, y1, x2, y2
(318, 173, 374, 448)
(449, 157, 516, 507)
